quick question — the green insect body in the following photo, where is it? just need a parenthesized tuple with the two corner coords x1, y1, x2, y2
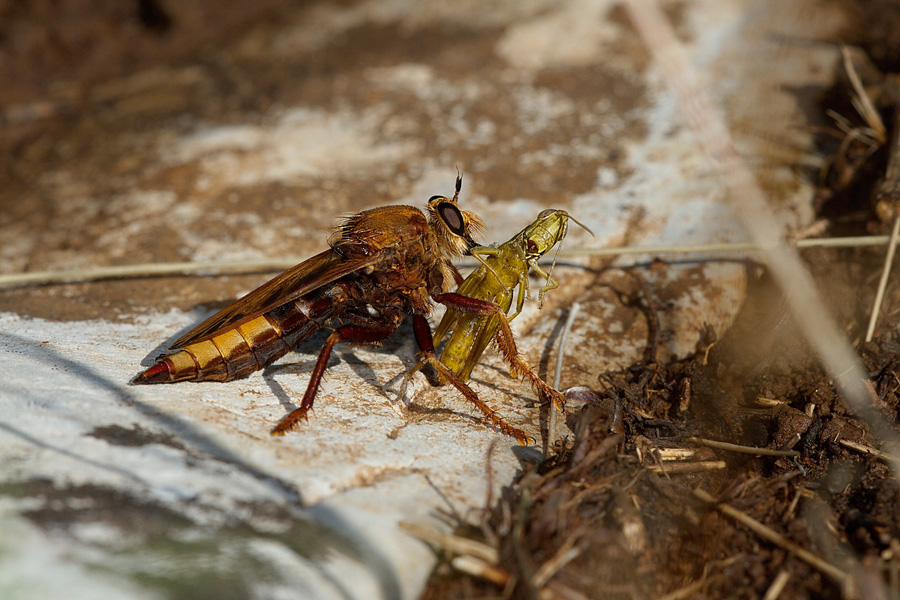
(403, 208, 591, 434)
(434, 208, 576, 384)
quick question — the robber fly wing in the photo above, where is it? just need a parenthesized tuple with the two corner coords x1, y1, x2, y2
(171, 249, 381, 348)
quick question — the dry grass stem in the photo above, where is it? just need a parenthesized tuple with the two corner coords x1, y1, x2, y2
(645, 460, 726, 474)
(839, 438, 893, 462)
(841, 46, 887, 143)
(762, 570, 791, 600)
(658, 578, 709, 600)
(533, 538, 582, 588)
(693, 488, 852, 590)
(548, 302, 581, 452)
(1, 236, 896, 289)
(656, 447, 697, 461)
(865, 216, 900, 342)
(756, 396, 790, 407)
(398, 521, 498, 564)
(450, 555, 511, 587)
(687, 436, 801, 457)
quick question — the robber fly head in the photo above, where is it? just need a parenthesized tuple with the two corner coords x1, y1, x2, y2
(427, 174, 485, 257)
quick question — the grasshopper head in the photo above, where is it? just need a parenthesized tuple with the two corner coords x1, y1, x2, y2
(523, 209, 570, 260)
(427, 174, 485, 257)
(522, 209, 594, 260)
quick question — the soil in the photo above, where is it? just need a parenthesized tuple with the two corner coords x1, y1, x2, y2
(420, 247, 900, 599)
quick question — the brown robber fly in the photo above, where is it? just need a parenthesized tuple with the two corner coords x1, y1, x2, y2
(133, 177, 534, 443)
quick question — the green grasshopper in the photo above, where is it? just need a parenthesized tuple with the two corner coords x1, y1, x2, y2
(403, 209, 591, 442)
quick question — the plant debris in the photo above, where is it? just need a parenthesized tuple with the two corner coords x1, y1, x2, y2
(418, 38, 900, 600)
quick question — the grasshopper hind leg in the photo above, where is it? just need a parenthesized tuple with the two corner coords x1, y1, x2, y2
(412, 315, 535, 445)
(432, 293, 567, 412)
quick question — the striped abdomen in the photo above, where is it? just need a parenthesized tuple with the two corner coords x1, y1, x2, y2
(133, 302, 321, 384)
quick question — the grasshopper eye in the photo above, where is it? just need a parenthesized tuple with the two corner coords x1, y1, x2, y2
(437, 201, 466, 236)
(527, 240, 539, 254)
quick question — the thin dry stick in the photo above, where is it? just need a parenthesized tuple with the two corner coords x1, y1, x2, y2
(398, 521, 499, 564)
(889, 539, 900, 600)
(693, 488, 851, 589)
(645, 460, 726, 474)
(867, 57, 900, 341)
(625, 0, 900, 475)
(0, 258, 301, 287)
(762, 570, 791, 600)
(865, 216, 900, 342)
(554, 235, 893, 258)
(451, 555, 511, 587)
(0, 236, 894, 289)
(656, 447, 696, 461)
(839, 438, 893, 462)
(659, 578, 709, 600)
(841, 46, 886, 143)
(547, 302, 581, 453)
(533, 541, 582, 588)
(687, 436, 801, 457)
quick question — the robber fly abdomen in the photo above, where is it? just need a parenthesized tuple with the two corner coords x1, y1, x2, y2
(137, 291, 340, 383)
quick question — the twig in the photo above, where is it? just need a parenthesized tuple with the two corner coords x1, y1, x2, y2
(553, 302, 580, 391)
(693, 488, 852, 589)
(645, 460, 726, 474)
(0, 236, 895, 289)
(889, 539, 900, 600)
(551, 235, 894, 258)
(839, 438, 893, 462)
(762, 570, 791, 600)
(628, 273, 660, 364)
(533, 540, 582, 588)
(451, 555, 511, 587)
(480, 439, 500, 548)
(0, 258, 301, 288)
(687, 436, 801, 457)
(398, 521, 498, 563)
(865, 216, 900, 342)
(659, 578, 709, 600)
(756, 396, 790, 407)
(841, 46, 886, 143)
(656, 447, 697, 461)
(548, 302, 580, 454)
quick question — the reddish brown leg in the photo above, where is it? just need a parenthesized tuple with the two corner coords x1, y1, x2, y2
(413, 315, 535, 445)
(432, 293, 566, 411)
(271, 324, 396, 436)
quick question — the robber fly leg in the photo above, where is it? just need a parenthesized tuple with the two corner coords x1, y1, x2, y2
(432, 293, 567, 412)
(412, 315, 535, 445)
(271, 323, 397, 435)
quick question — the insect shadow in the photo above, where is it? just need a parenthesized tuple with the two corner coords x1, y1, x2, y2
(261, 321, 417, 415)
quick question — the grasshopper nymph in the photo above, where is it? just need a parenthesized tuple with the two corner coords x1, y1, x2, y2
(404, 209, 591, 430)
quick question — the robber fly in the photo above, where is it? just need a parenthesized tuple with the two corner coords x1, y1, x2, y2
(403, 209, 591, 412)
(133, 177, 534, 443)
